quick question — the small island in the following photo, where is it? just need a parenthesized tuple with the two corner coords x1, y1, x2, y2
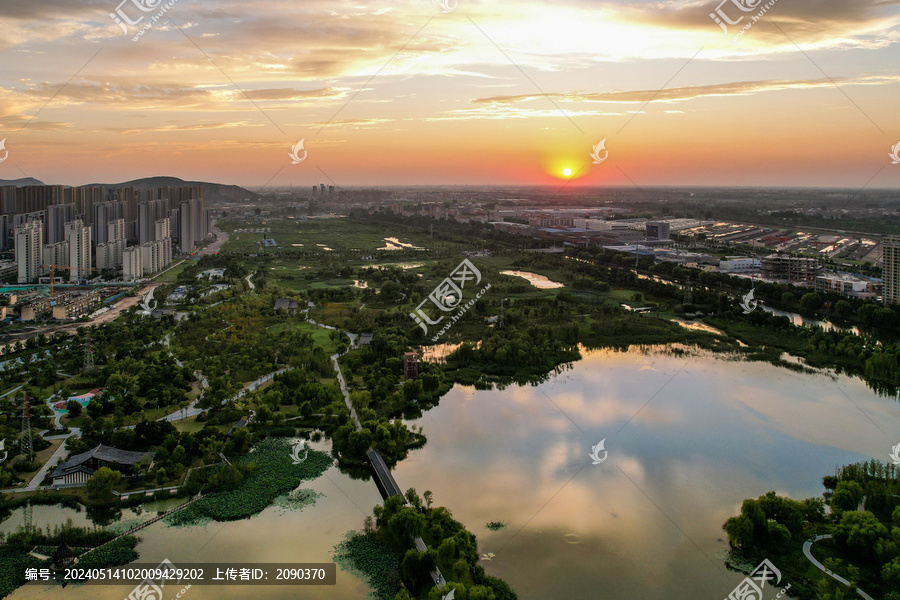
(723, 460, 900, 600)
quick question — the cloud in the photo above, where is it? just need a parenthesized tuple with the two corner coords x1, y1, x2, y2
(471, 74, 900, 105)
(617, 0, 900, 43)
(3, 81, 349, 111)
(102, 121, 256, 134)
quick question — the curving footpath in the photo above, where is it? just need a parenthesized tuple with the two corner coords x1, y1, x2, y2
(802, 535, 874, 600)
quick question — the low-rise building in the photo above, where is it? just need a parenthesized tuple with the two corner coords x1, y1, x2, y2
(274, 298, 299, 311)
(51, 444, 154, 486)
(719, 257, 762, 273)
(815, 273, 879, 299)
(50, 290, 101, 319)
(0, 261, 18, 283)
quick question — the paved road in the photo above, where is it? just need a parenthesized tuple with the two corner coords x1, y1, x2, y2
(0, 429, 81, 494)
(161, 368, 288, 422)
(0, 384, 25, 399)
(23, 441, 70, 491)
(198, 221, 228, 256)
(802, 535, 875, 600)
(321, 321, 446, 589)
(245, 274, 255, 290)
(332, 353, 361, 431)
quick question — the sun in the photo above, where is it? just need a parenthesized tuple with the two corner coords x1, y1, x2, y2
(563, 167, 572, 177)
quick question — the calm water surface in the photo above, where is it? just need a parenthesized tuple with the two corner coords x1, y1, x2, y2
(7, 347, 900, 600)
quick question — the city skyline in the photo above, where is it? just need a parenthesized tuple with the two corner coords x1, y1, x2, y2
(0, 0, 898, 189)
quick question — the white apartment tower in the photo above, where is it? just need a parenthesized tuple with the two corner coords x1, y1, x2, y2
(155, 218, 171, 240)
(123, 246, 143, 282)
(15, 220, 43, 283)
(65, 219, 91, 282)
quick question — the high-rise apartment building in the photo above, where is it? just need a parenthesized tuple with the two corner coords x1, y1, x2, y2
(43, 241, 69, 272)
(179, 200, 195, 253)
(108, 218, 126, 244)
(47, 203, 76, 245)
(65, 219, 92, 282)
(0, 214, 9, 251)
(68, 186, 103, 226)
(123, 246, 143, 282)
(93, 201, 125, 244)
(155, 218, 171, 240)
(883, 236, 900, 305)
(96, 218, 126, 270)
(15, 220, 43, 283)
(141, 238, 171, 275)
(138, 199, 168, 245)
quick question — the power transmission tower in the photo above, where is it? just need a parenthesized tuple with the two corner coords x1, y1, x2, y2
(20, 392, 33, 462)
(83, 332, 94, 373)
(23, 500, 33, 531)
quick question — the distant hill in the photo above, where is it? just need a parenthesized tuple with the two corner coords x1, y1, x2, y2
(0, 176, 256, 204)
(0, 177, 45, 187)
(86, 176, 259, 204)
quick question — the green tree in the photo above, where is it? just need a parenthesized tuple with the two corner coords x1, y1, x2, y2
(833, 511, 889, 560)
(834, 300, 854, 319)
(800, 292, 823, 313)
(389, 508, 426, 544)
(831, 481, 864, 513)
(65, 400, 83, 418)
(85, 467, 122, 501)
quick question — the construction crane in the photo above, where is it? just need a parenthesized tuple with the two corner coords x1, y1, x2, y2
(40, 264, 99, 296)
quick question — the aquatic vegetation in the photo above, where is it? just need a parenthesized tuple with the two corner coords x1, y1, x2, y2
(333, 531, 402, 600)
(485, 520, 509, 531)
(0, 546, 42, 599)
(74, 536, 140, 573)
(272, 489, 321, 514)
(167, 437, 332, 525)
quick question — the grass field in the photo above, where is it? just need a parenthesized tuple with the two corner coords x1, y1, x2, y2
(267, 321, 343, 355)
(172, 415, 208, 433)
(219, 217, 457, 254)
(151, 260, 191, 282)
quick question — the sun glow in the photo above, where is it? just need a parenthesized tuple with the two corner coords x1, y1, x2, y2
(563, 167, 572, 177)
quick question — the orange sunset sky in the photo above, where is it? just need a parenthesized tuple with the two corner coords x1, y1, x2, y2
(1, 0, 899, 189)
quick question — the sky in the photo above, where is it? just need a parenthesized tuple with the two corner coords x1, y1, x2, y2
(0, 0, 899, 189)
